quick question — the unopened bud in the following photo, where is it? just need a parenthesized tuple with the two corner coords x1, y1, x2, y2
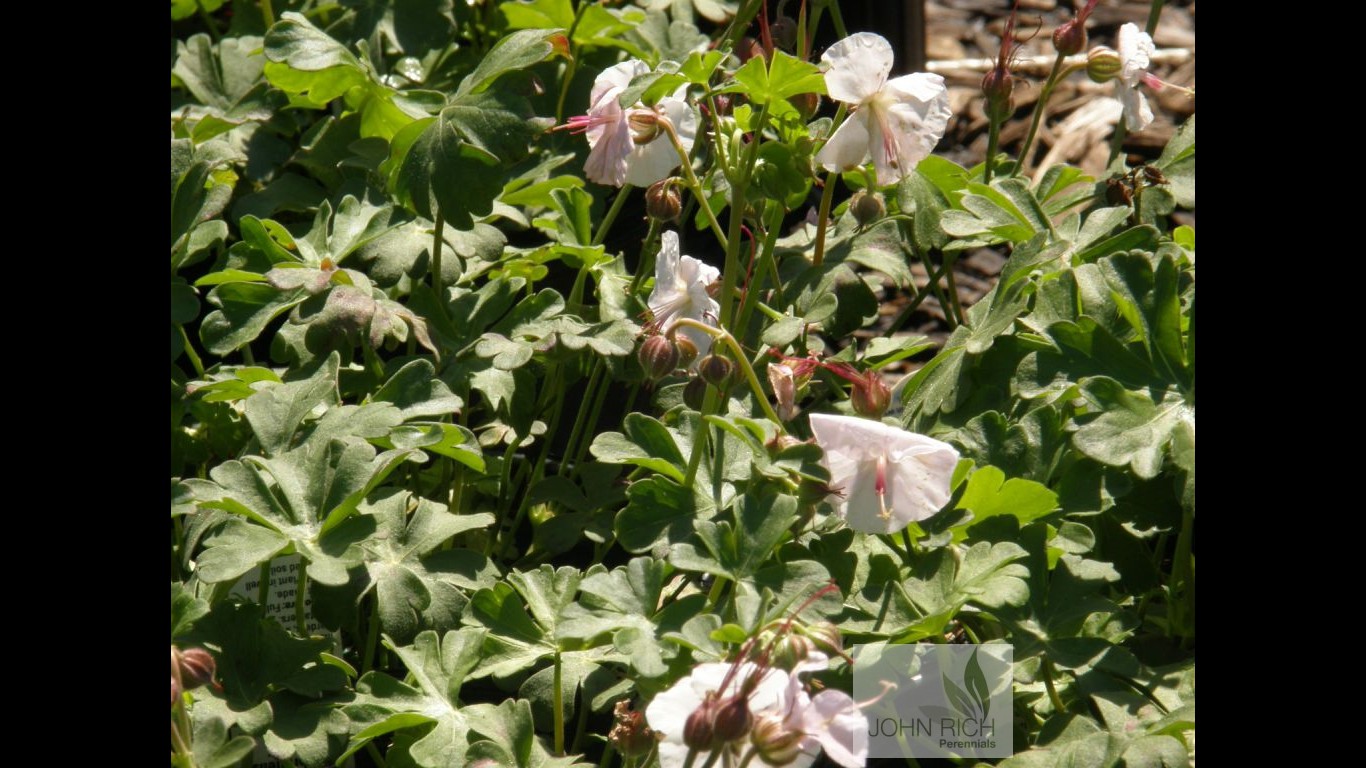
(770, 632, 818, 671)
(797, 477, 836, 506)
(639, 335, 679, 380)
(770, 16, 798, 50)
(808, 621, 844, 654)
(1052, 19, 1088, 56)
(849, 190, 886, 227)
(683, 376, 708, 410)
(851, 374, 892, 418)
(674, 336, 699, 370)
(610, 701, 658, 757)
(177, 647, 219, 691)
(711, 695, 753, 743)
(684, 698, 719, 750)
(981, 67, 1014, 122)
(646, 179, 682, 221)
(766, 433, 804, 456)
(736, 37, 765, 64)
(750, 712, 804, 765)
(1087, 47, 1122, 83)
(171, 675, 182, 707)
(699, 354, 735, 389)
(768, 363, 798, 421)
(1142, 166, 1169, 185)
(628, 109, 663, 145)
(788, 91, 820, 122)
(712, 94, 733, 116)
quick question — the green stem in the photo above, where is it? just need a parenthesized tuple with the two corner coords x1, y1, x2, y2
(560, 361, 604, 477)
(553, 651, 565, 755)
(179, 326, 204, 377)
(719, 0, 764, 52)
(257, 559, 271, 607)
(431, 211, 447, 317)
(664, 121, 728, 251)
(1042, 657, 1067, 713)
(592, 185, 633, 247)
(959, 620, 982, 644)
(1011, 53, 1067, 178)
(683, 386, 720, 489)
(361, 595, 381, 674)
(1168, 504, 1195, 641)
(812, 173, 838, 267)
(983, 117, 1002, 184)
(295, 561, 308, 636)
(365, 743, 390, 768)
(1146, 0, 1166, 35)
(489, 437, 524, 556)
(827, 0, 851, 39)
(942, 251, 966, 326)
(241, 345, 255, 365)
(259, 0, 275, 27)
(196, 0, 220, 42)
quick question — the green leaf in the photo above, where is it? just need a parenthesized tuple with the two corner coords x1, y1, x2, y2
(1073, 378, 1193, 480)
(723, 49, 825, 104)
(457, 28, 568, 97)
(589, 412, 688, 482)
(615, 476, 713, 553)
(373, 359, 464, 419)
(954, 465, 1059, 539)
(171, 581, 210, 641)
(243, 353, 340, 456)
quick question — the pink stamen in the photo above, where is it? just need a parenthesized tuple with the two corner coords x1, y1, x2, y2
(875, 456, 892, 520)
(553, 113, 613, 135)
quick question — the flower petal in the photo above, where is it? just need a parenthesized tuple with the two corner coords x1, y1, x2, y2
(815, 109, 872, 175)
(821, 32, 894, 104)
(591, 59, 650, 109)
(1119, 83, 1154, 132)
(803, 690, 868, 768)
(1117, 23, 1153, 87)
(868, 75, 951, 186)
(624, 96, 698, 187)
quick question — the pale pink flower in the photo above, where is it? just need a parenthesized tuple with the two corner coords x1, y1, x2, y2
(808, 413, 959, 534)
(563, 60, 698, 187)
(647, 231, 720, 361)
(814, 33, 952, 186)
(1116, 23, 1156, 132)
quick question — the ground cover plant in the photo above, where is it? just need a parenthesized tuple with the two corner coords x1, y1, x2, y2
(171, 1, 1195, 766)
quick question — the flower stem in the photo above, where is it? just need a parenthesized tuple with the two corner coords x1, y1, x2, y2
(592, 185, 633, 247)
(983, 117, 1002, 184)
(553, 650, 565, 755)
(670, 319, 784, 426)
(1011, 53, 1067, 178)
(431, 210, 450, 324)
(663, 121, 728, 251)
(812, 172, 838, 267)
(1146, 0, 1166, 35)
(361, 595, 380, 674)
(1042, 656, 1067, 713)
(259, 0, 275, 27)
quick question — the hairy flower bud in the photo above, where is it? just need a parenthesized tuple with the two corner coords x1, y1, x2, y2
(674, 336, 699, 370)
(711, 695, 753, 743)
(750, 712, 805, 766)
(639, 335, 679, 380)
(770, 16, 798, 50)
(1052, 19, 1088, 56)
(646, 179, 682, 221)
(808, 621, 844, 655)
(699, 354, 734, 389)
(788, 91, 821, 122)
(177, 648, 218, 691)
(849, 190, 886, 227)
(683, 376, 708, 410)
(171, 675, 183, 707)
(628, 109, 663, 145)
(737, 36, 765, 63)
(1086, 46, 1122, 83)
(771, 631, 818, 671)
(683, 698, 720, 750)
(768, 363, 798, 421)
(851, 375, 892, 418)
(981, 67, 1014, 122)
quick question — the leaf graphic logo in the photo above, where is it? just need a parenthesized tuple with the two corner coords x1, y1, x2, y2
(941, 648, 991, 722)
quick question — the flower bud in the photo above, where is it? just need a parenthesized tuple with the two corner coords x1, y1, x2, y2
(683, 698, 720, 750)
(788, 91, 821, 122)
(646, 179, 682, 222)
(639, 335, 679, 380)
(808, 621, 844, 654)
(770, 16, 798, 50)
(711, 695, 753, 743)
(674, 336, 699, 370)
(171, 675, 182, 707)
(851, 375, 892, 418)
(981, 67, 1014, 123)
(177, 647, 219, 691)
(770, 631, 818, 671)
(610, 700, 658, 757)
(1052, 19, 1088, 56)
(849, 190, 886, 228)
(768, 363, 798, 421)
(797, 477, 837, 506)
(1086, 46, 1122, 83)
(628, 109, 663, 145)
(766, 433, 804, 456)
(750, 712, 804, 766)
(736, 37, 765, 64)
(683, 376, 708, 410)
(699, 354, 734, 389)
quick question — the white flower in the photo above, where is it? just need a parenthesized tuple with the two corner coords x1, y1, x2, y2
(570, 60, 698, 187)
(647, 661, 799, 768)
(1116, 23, 1155, 132)
(814, 32, 952, 187)
(808, 413, 960, 534)
(647, 231, 719, 361)
(646, 654, 868, 768)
